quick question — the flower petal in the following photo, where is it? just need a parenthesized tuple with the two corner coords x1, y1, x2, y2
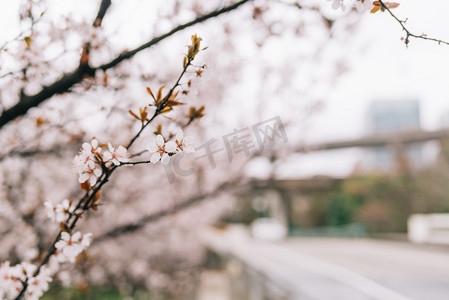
(79, 174, 89, 183)
(150, 153, 161, 164)
(107, 142, 114, 152)
(156, 135, 164, 146)
(89, 176, 97, 186)
(165, 141, 177, 153)
(175, 130, 184, 141)
(147, 141, 158, 153)
(72, 232, 82, 242)
(161, 153, 170, 165)
(61, 232, 70, 241)
(103, 151, 112, 161)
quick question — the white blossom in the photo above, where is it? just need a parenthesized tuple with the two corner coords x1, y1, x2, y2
(353, 0, 374, 12)
(54, 199, 75, 222)
(103, 143, 129, 166)
(80, 232, 93, 247)
(0, 261, 23, 299)
(55, 231, 92, 263)
(147, 135, 174, 165)
(0, 261, 42, 300)
(45, 199, 76, 223)
(78, 160, 102, 186)
(82, 139, 100, 155)
(44, 200, 57, 222)
(174, 130, 195, 153)
(328, 0, 375, 12)
(73, 139, 103, 186)
(25, 267, 52, 300)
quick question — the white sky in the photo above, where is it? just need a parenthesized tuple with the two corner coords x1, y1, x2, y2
(277, 0, 449, 178)
(309, 0, 449, 141)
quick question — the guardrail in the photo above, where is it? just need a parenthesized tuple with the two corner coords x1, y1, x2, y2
(199, 225, 292, 300)
(408, 214, 449, 244)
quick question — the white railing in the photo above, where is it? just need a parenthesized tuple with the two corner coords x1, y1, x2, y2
(408, 214, 449, 244)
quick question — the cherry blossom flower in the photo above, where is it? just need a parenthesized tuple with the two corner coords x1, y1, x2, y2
(103, 143, 129, 166)
(82, 138, 101, 155)
(147, 135, 176, 165)
(73, 154, 88, 176)
(45, 199, 77, 223)
(80, 233, 93, 247)
(174, 130, 194, 153)
(44, 200, 57, 221)
(73, 139, 100, 169)
(55, 199, 75, 222)
(55, 232, 82, 263)
(0, 261, 40, 299)
(74, 138, 103, 185)
(55, 231, 92, 263)
(78, 160, 102, 186)
(25, 267, 52, 300)
(0, 261, 23, 299)
(354, 0, 375, 11)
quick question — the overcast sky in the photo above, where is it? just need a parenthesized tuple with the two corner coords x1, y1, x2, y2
(276, 0, 449, 177)
(304, 0, 449, 140)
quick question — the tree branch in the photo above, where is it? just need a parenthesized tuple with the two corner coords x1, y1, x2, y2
(96, 0, 251, 71)
(0, 0, 252, 129)
(93, 177, 245, 244)
(93, 0, 112, 27)
(378, 0, 449, 47)
(0, 64, 94, 128)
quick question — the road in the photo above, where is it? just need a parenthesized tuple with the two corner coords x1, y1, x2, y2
(249, 238, 449, 300)
(200, 228, 449, 300)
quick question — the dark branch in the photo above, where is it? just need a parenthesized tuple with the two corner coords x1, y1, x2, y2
(93, 0, 112, 27)
(0, 145, 72, 161)
(0, 64, 94, 128)
(97, 0, 251, 71)
(93, 177, 244, 244)
(0, 0, 252, 129)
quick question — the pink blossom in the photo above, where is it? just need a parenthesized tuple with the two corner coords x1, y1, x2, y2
(78, 160, 102, 186)
(147, 135, 175, 165)
(174, 130, 195, 153)
(103, 143, 129, 166)
(55, 231, 92, 263)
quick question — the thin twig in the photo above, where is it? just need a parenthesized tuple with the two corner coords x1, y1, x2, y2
(93, 176, 245, 243)
(378, 0, 449, 46)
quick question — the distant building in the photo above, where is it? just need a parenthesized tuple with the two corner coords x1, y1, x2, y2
(365, 99, 422, 171)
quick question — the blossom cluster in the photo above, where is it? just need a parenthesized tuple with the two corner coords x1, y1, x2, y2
(147, 130, 194, 165)
(3, 128, 192, 300)
(44, 199, 77, 223)
(0, 262, 52, 300)
(0, 230, 92, 299)
(327, 0, 371, 11)
(54, 231, 92, 263)
(73, 139, 129, 186)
